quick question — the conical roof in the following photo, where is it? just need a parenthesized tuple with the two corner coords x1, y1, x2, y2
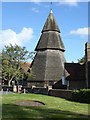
(42, 10, 60, 33)
(35, 10, 65, 51)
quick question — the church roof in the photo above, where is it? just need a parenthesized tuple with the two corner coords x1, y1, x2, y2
(42, 10, 60, 33)
(65, 63, 85, 81)
(35, 31, 65, 51)
(35, 10, 65, 51)
(20, 62, 31, 74)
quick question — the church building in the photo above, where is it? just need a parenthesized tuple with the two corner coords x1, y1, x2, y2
(28, 9, 68, 88)
(27, 9, 90, 90)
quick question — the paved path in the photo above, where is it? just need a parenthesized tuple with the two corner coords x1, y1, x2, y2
(0, 91, 13, 95)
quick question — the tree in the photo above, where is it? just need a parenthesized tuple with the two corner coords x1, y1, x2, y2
(78, 56, 85, 64)
(2, 44, 34, 86)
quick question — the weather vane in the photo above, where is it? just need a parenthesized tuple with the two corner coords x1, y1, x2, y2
(50, 2, 53, 13)
(50, 2, 52, 10)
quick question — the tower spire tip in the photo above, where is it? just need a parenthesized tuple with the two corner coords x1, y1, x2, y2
(50, 9, 53, 13)
(50, 2, 53, 13)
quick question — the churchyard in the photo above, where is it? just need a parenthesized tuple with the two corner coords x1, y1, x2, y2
(1, 93, 90, 120)
(1, 2, 90, 120)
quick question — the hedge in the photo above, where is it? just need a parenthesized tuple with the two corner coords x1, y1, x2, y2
(72, 89, 90, 103)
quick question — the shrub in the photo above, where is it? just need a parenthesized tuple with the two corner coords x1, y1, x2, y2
(72, 89, 90, 103)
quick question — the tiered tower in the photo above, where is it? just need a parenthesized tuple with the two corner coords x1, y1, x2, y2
(30, 10, 66, 87)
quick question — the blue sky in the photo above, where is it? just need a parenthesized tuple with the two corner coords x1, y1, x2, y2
(1, 2, 89, 62)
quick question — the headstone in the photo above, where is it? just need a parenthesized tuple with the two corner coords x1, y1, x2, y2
(13, 85, 17, 93)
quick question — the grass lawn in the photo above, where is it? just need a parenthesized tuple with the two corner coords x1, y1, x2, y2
(1, 93, 90, 120)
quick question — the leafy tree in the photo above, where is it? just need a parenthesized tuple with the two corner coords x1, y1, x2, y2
(0, 52, 2, 87)
(78, 56, 85, 64)
(2, 44, 35, 86)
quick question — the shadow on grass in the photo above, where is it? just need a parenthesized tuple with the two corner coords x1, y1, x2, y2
(1, 104, 90, 120)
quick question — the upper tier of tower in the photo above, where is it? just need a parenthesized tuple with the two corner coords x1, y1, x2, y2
(42, 9, 60, 33)
(35, 9, 65, 52)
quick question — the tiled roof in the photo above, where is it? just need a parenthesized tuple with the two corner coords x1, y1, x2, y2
(65, 63, 85, 81)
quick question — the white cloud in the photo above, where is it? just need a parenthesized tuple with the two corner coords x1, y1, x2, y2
(60, 0, 80, 6)
(0, 27, 34, 49)
(30, 0, 42, 2)
(70, 27, 89, 36)
(2, 0, 90, 6)
(2, 0, 90, 2)
(31, 7, 39, 13)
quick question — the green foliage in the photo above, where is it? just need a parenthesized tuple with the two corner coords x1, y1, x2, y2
(2, 44, 34, 86)
(78, 56, 85, 64)
(0, 52, 2, 78)
(72, 89, 90, 103)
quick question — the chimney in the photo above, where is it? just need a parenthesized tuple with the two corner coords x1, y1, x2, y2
(85, 42, 90, 88)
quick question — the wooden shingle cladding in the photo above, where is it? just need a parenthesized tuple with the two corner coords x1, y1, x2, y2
(42, 10, 60, 33)
(31, 50, 66, 81)
(35, 11, 64, 51)
(35, 31, 65, 51)
(29, 10, 66, 87)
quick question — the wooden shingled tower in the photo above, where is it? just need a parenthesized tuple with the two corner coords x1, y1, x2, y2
(29, 10, 66, 87)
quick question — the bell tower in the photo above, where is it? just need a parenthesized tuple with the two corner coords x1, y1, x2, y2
(30, 9, 66, 87)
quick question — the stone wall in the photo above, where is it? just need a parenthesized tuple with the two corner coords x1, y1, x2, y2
(2, 86, 13, 91)
(22, 86, 48, 94)
(48, 89, 72, 100)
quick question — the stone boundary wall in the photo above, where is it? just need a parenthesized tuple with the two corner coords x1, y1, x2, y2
(23, 87, 48, 94)
(2, 86, 48, 94)
(2, 86, 72, 100)
(2, 86, 13, 91)
(48, 89, 72, 100)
